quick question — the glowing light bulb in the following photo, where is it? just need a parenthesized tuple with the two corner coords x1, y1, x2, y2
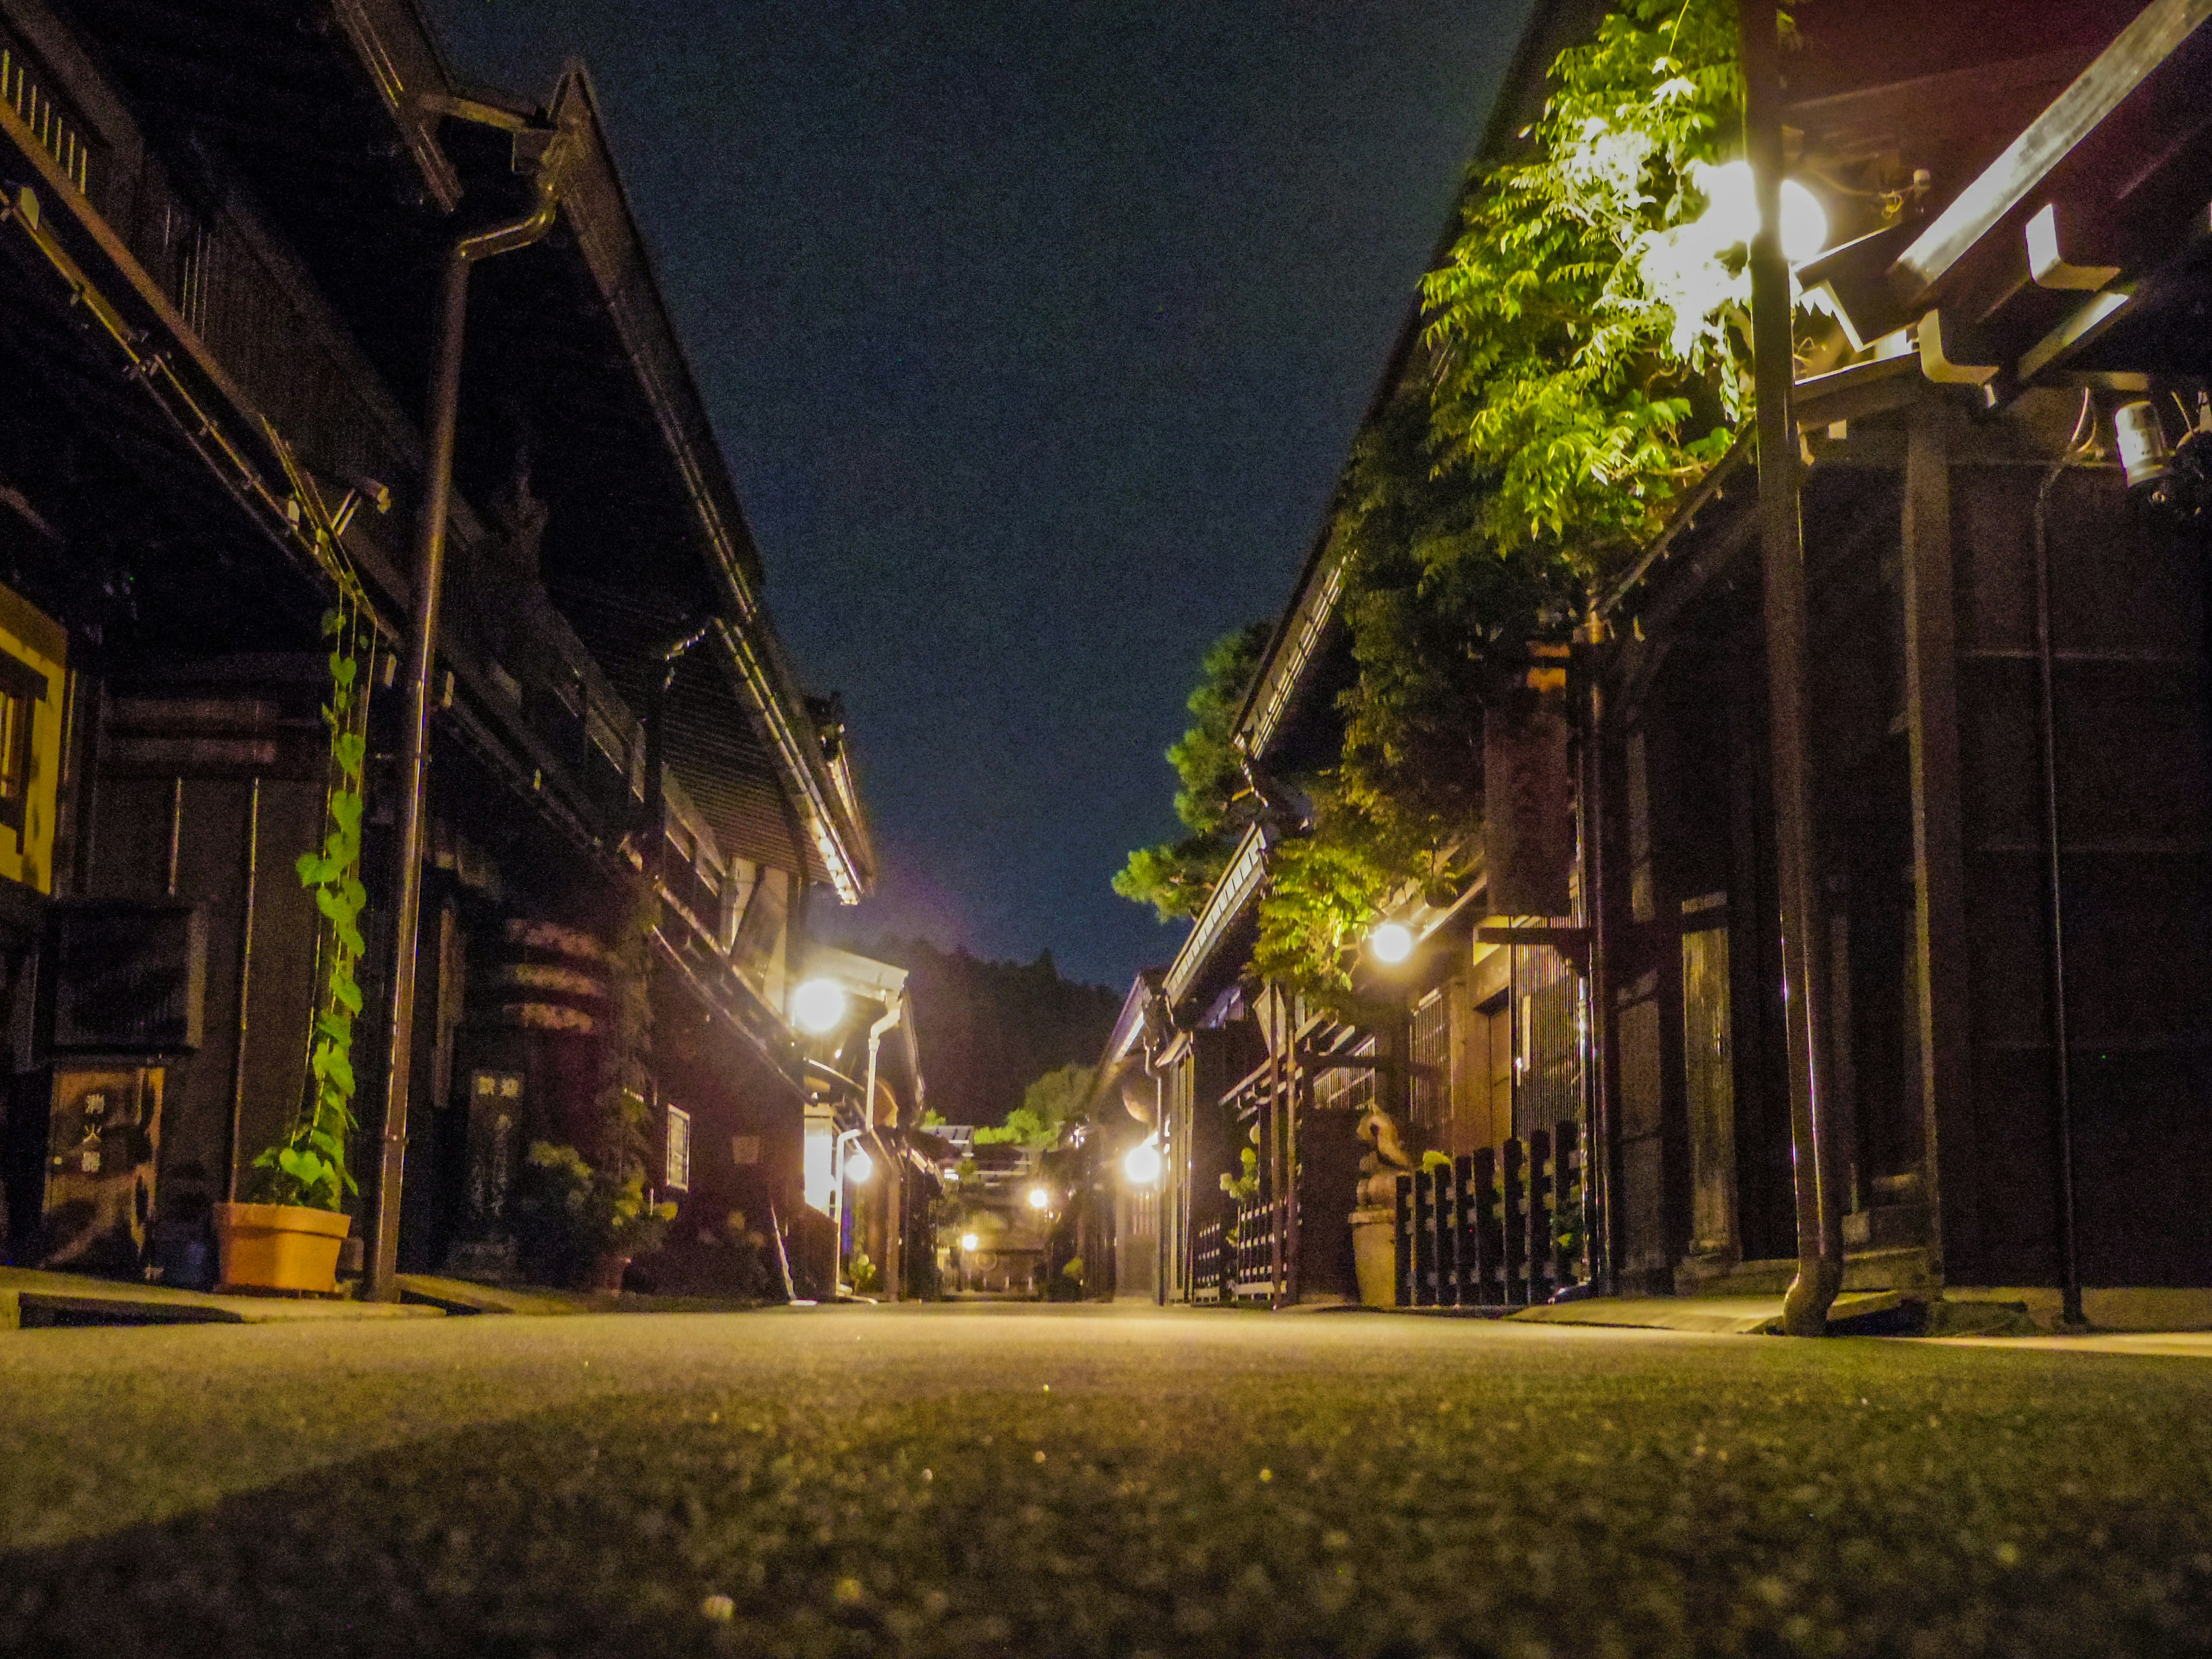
(1027, 1185, 1050, 1210)
(1369, 921, 1414, 965)
(1692, 160, 1827, 264)
(844, 1148, 874, 1184)
(791, 978, 848, 1035)
(960, 1232, 980, 1252)
(1123, 1138, 1161, 1186)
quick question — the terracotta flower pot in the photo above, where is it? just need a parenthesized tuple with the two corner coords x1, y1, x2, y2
(213, 1201, 352, 1294)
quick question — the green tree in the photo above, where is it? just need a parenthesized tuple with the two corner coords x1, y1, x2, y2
(974, 1062, 1093, 1150)
(1112, 621, 1272, 921)
(1232, 0, 1752, 1003)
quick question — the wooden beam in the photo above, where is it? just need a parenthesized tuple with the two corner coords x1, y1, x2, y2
(1892, 0, 2212, 300)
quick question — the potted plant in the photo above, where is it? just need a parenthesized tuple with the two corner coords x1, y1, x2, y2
(513, 1141, 676, 1291)
(216, 601, 373, 1294)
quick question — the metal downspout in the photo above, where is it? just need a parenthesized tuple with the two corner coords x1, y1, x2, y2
(365, 141, 568, 1301)
(2033, 448, 2088, 1328)
(1741, 0, 1844, 1336)
(1579, 607, 1616, 1294)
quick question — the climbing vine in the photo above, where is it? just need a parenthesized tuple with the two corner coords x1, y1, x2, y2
(254, 437, 381, 1211)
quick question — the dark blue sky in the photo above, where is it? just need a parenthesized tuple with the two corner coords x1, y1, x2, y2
(429, 0, 1529, 990)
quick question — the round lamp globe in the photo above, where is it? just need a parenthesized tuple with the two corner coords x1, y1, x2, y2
(791, 977, 848, 1035)
(1123, 1139, 1162, 1187)
(1369, 921, 1414, 965)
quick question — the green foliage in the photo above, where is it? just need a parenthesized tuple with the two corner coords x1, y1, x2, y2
(1237, 0, 1752, 1001)
(513, 1141, 677, 1283)
(1220, 1119, 1261, 1202)
(974, 1062, 1092, 1150)
(1113, 622, 1272, 921)
(1420, 0, 1745, 580)
(252, 605, 374, 1211)
(848, 1249, 880, 1295)
(917, 1108, 946, 1131)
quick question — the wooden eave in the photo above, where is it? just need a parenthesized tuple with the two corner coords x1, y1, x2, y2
(1817, 0, 2212, 397)
(1161, 821, 1274, 1016)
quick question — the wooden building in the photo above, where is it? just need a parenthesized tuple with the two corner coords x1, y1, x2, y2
(1112, 0, 2212, 1330)
(0, 0, 875, 1293)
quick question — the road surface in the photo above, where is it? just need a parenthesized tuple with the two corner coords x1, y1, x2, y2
(3, 1304, 2208, 1656)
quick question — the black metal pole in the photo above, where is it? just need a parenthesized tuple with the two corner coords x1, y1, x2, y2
(1579, 611, 1616, 1294)
(2032, 466, 2086, 1327)
(1741, 0, 1843, 1336)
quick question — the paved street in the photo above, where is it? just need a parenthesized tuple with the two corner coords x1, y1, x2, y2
(4, 1306, 2210, 1658)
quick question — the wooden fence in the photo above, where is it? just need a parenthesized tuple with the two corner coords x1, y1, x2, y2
(1191, 1195, 1286, 1303)
(1393, 1122, 1585, 1308)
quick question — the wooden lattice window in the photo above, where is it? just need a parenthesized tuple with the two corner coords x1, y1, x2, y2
(1, 34, 97, 196)
(1407, 989, 1450, 1134)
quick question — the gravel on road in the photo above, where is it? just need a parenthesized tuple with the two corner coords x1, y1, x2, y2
(2, 1304, 2208, 1658)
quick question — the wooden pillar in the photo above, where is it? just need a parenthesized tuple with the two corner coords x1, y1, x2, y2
(1900, 407, 1978, 1283)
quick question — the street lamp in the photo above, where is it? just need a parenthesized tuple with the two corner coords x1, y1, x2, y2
(846, 1147, 875, 1185)
(1369, 920, 1414, 964)
(960, 1231, 980, 1253)
(1123, 1137, 1161, 1187)
(792, 977, 849, 1035)
(1027, 1185, 1050, 1210)
(1690, 159, 1828, 265)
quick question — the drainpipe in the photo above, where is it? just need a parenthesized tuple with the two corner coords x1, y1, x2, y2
(861, 999, 902, 1295)
(832, 1125, 863, 1294)
(365, 122, 571, 1301)
(2033, 422, 2093, 1328)
(1741, 0, 1844, 1336)
(1577, 603, 1616, 1294)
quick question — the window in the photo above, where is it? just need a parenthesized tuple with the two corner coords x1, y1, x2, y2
(1, 33, 99, 196)
(1309, 1036, 1376, 1115)
(1407, 990, 1451, 1134)
(664, 1105, 691, 1193)
(1514, 945, 1581, 1141)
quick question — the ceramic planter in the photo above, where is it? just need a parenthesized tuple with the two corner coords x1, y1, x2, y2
(1350, 1205, 1399, 1309)
(213, 1201, 351, 1294)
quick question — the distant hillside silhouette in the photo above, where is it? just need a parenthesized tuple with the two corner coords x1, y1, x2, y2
(852, 938, 1120, 1128)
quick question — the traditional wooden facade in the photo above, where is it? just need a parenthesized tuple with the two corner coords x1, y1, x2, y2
(1115, 0, 2212, 1330)
(0, 0, 874, 1294)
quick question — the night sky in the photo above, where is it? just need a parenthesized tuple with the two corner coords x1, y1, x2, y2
(427, 0, 1532, 991)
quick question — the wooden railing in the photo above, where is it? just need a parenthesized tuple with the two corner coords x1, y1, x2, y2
(1191, 1195, 1285, 1303)
(1393, 1122, 1585, 1308)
